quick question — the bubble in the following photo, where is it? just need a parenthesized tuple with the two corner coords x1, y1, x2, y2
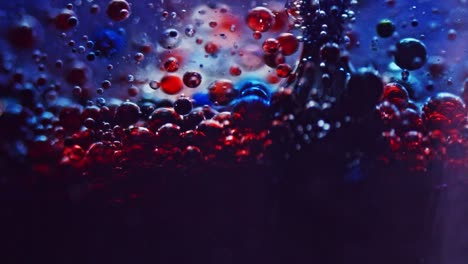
(207, 79, 238, 105)
(447, 29, 457, 40)
(90, 4, 100, 14)
(66, 62, 90, 86)
(148, 107, 182, 132)
(262, 38, 280, 54)
(185, 25, 196, 37)
(182, 72, 202, 88)
(160, 74, 184, 95)
(376, 101, 401, 129)
(422, 93, 466, 132)
(376, 19, 395, 38)
(204, 42, 219, 55)
(229, 66, 242, 76)
(394, 38, 427, 71)
(156, 123, 181, 147)
(381, 83, 409, 109)
(115, 101, 140, 127)
(246, 7, 275, 32)
(276, 64, 292, 78)
(277, 33, 299, 56)
(54, 9, 77, 31)
(86, 142, 115, 167)
(252, 31, 262, 39)
(149, 80, 160, 90)
(159, 29, 181, 49)
(128, 85, 139, 97)
(134, 52, 144, 62)
(106, 0, 131, 21)
(164, 57, 179, 72)
(320, 42, 340, 64)
(174, 96, 193, 115)
(7, 15, 43, 49)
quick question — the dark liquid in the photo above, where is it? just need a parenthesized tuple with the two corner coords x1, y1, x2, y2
(0, 0, 467, 263)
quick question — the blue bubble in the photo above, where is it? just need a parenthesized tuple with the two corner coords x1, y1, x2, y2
(93, 28, 126, 57)
(191, 92, 212, 107)
(238, 80, 271, 100)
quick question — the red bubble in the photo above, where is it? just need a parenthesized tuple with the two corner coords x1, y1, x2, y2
(208, 79, 238, 105)
(422, 93, 466, 132)
(54, 9, 76, 31)
(160, 75, 184, 95)
(277, 33, 299, 56)
(182, 72, 202, 88)
(106, 0, 131, 21)
(229, 65, 242, 76)
(262, 38, 280, 54)
(204, 42, 219, 55)
(381, 82, 409, 109)
(164, 57, 179, 72)
(246, 7, 275, 32)
(276, 64, 292, 78)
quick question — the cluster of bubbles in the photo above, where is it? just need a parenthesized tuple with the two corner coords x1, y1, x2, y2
(0, 0, 466, 201)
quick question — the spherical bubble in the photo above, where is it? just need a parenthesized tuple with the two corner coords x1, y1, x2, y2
(156, 123, 181, 147)
(276, 64, 292, 78)
(397, 108, 424, 134)
(320, 42, 340, 64)
(381, 82, 409, 109)
(174, 96, 193, 115)
(229, 66, 242, 76)
(246, 7, 275, 32)
(85, 141, 115, 167)
(149, 80, 160, 90)
(376, 19, 395, 38)
(106, 0, 131, 21)
(207, 79, 238, 105)
(185, 25, 196, 37)
(182, 72, 202, 88)
(115, 101, 140, 127)
(163, 57, 179, 72)
(264, 53, 285, 68)
(422, 93, 466, 132)
(427, 56, 446, 78)
(394, 38, 427, 70)
(277, 33, 299, 56)
(7, 15, 43, 49)
(148, 107, 182, 132)
(160, 74, 183, 95)
(196, 119, 224, 139)
(159, 29, 182, 50)
(123, 126, 155, 147)
(182, 145, 203, 166)
(54, 9, 77, 31)
(183, 109, 206, 130)
(262, 38, 280, 54)
(204, 42, 219, 55)
(376, 101, 401, 129)
(66, 62, 90, 86)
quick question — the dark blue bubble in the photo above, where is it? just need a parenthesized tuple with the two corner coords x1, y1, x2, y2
(191, 92, 212, 107)
(238, 80, 271, 100)
(93, 28, 126, 57)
